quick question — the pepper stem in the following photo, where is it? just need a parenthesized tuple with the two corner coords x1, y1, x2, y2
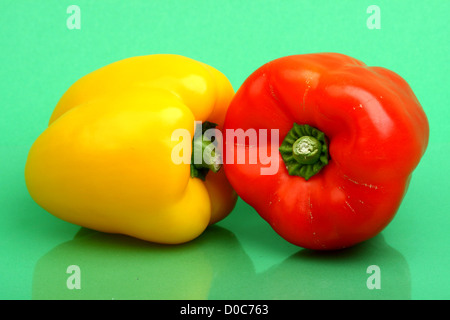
(279, 123, 329, 180)
(190, 121, 222, 181)
(292, 136, 322, 165)
(192, 137, 221, 173)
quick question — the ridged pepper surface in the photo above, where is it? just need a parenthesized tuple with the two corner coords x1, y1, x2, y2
(223, 53, 429, 250)
(25, 54, 237, 244)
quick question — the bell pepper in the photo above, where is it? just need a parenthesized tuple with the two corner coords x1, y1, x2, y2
(223, 53, 429, 250)
(25, 54, 237, 244)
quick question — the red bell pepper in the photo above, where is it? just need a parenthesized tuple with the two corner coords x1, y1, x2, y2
(223, 53, 429, 250)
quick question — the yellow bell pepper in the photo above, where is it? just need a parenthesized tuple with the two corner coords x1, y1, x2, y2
(25, 54, 237, 244)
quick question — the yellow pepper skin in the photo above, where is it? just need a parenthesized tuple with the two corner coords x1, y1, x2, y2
(25, 54, 237, 244)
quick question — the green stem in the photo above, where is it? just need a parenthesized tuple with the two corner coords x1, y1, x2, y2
(190, 121, 221, 181)
(192, 137, 221, 172)
(279, 123, 329, 180)
(292, 136, 322, 165)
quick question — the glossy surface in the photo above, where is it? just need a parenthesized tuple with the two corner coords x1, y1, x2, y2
(223, 53, 429, 250)
(1, 0, 449, 300)
(32, 222, 410, 300)
(25, 55, 237, 244)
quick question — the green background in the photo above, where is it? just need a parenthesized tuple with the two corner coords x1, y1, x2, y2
(1, 0, 448, 300)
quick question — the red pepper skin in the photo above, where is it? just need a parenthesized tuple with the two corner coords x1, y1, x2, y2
(223, 53, 429, 250)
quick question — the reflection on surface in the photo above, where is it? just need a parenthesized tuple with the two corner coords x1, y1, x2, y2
(33, 226, 255, 299)
(33, 226, 410, 299)
(253, 234, 411, 300)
